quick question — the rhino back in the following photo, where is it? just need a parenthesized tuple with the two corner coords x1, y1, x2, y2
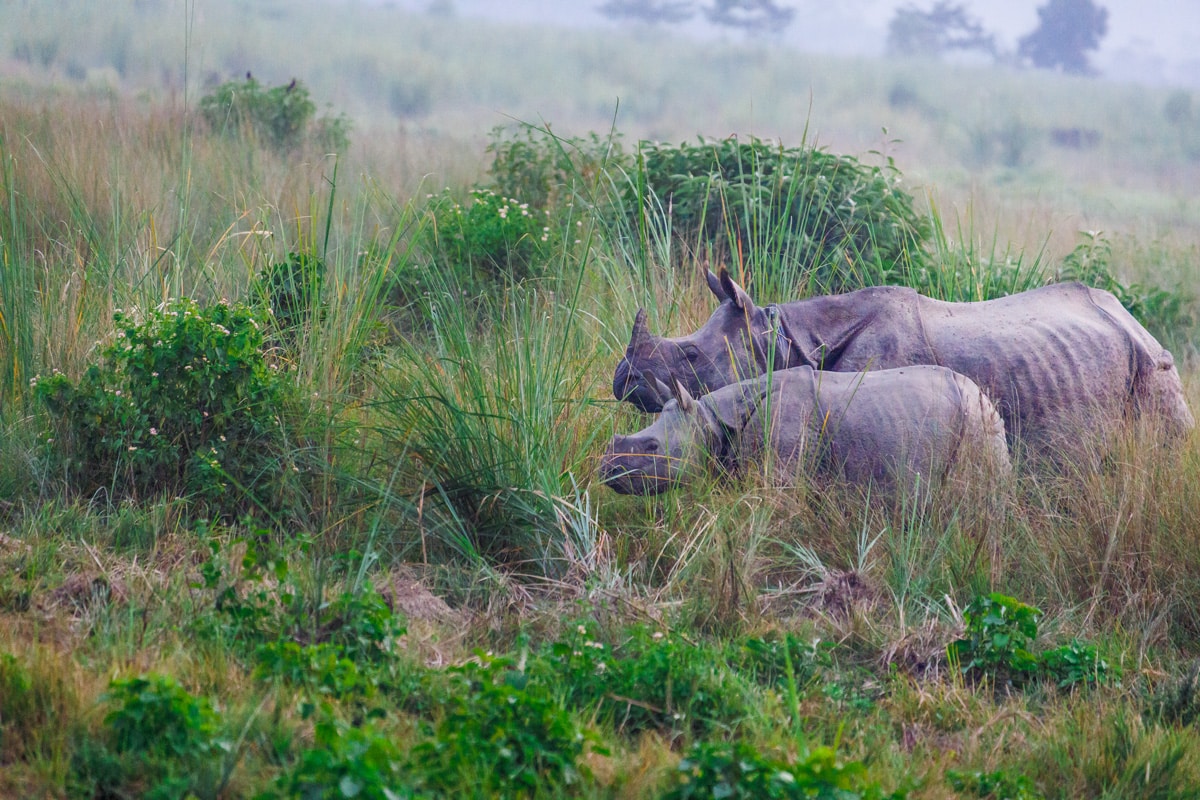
(917, 283, 1142, 453)
(808, 366, 970, 487)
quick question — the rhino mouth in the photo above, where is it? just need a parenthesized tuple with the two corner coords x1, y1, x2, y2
(613, 360, 672, 413)
(599, 451, 674, 495)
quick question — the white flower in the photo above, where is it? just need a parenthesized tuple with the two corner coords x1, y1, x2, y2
(149, 428, 157, 435)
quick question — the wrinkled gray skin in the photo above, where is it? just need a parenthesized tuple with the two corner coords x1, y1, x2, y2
(601, 365, 1010, 497)
(612, 269, 1194, 462)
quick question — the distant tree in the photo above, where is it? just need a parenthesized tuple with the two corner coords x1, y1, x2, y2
(705, 0, 795, 35)
(597, 0, 695, 24)
(886, 2, 997, 59)
(1018, 0, 1109, 75)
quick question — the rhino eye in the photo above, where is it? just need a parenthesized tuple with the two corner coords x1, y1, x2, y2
(681, 344, 701, 362)
(643, 441, 659, 454)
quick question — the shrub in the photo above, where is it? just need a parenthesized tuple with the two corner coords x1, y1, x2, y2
(408, 652, 590, 796)
(533, 623, 755, 738)
(34, 298, 297, 521)
(70, 673, 229, 800)
(950, 592, 1116, 691)
(424, 187, 553, 287)
(946, 768, 1043, 799)
(271, 715, 413, 800)
(486, 124, 621, 211)
(1040, 639, 1118, 690)
(732, 632, 827, 692)
(198, 75, 350, 152)
(665, 741, 901, 800)
(625, 135, 931, 296)
(949, 593, 1041, 687)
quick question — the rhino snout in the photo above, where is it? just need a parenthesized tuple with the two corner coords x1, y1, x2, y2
(600, 436, 669, 495)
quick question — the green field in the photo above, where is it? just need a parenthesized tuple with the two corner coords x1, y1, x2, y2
(3, 2, 1200, 798)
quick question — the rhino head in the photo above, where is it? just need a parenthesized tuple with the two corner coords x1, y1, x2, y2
(600, 375, 720, 495)
(612, 269, 779, 412)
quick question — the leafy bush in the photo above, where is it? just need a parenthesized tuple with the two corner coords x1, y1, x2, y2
(534, 623, 754, 738)
(625, 135, 931, 295)
(408, 652, 591, 796)
(665, 741, 900, 800)
(254, 641, 374, 708)
(1040, 640, 1118, 690)
(35, 299, 297, 521)
(946, 767, 1043, 799)
(194, 536, 406, 669)
(424, 187, 553, 287)
(950, 593, 1116, 691)
(273, 716, 413, 800)
(70, 673, 229, 800)
(198, 75, 350, 152)
(486, 124, 621, 211)
(949, 593, 1042, 686)
(103, 674, 224, 763)
(732, 632, 826, 691)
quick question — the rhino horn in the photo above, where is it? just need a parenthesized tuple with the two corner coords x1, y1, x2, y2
(718, 268, 753, 311)
(665, 372, 698, 413)
(630, 308, 651, 342)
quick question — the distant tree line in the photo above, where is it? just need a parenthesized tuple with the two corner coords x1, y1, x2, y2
(887, 0, 1110, 76)
(597, 0, 795, 36)
(598, 0, 1110, 76)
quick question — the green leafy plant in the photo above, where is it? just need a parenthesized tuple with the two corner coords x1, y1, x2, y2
(665, 741, 901, 800)
(626, 135, 931, 296)
(254, 641, 374, 708)
(70, 673, 230, 800)
(198, 75, 350, 152)
(950, 593, 1042, 686)
(408, 651, 591, 796)
(732, 632, 826, 691)
(425, 187, 553, 286)
(533, 623, 754, 738)
(34, 298, 297, 521)
(486, 124, 621, 211)
(103, 674, 224, 762)
(272, 715, 413, 800)
(946, 767, 1043, 799)
(1040, 639, 1118, 690)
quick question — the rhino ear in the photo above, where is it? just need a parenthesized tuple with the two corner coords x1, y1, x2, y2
(718, 268, 753, 310)
(668, 374, 699, 414)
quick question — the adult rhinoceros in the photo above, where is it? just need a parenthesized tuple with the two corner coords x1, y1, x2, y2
(601, 365, 1010, 498)
(612, 270, 1193, 463)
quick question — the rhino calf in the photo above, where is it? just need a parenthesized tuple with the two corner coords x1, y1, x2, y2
(601, 365, 1010, 499)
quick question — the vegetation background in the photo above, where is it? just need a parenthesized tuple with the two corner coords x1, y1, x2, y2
(2, 0, 1200, 797)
